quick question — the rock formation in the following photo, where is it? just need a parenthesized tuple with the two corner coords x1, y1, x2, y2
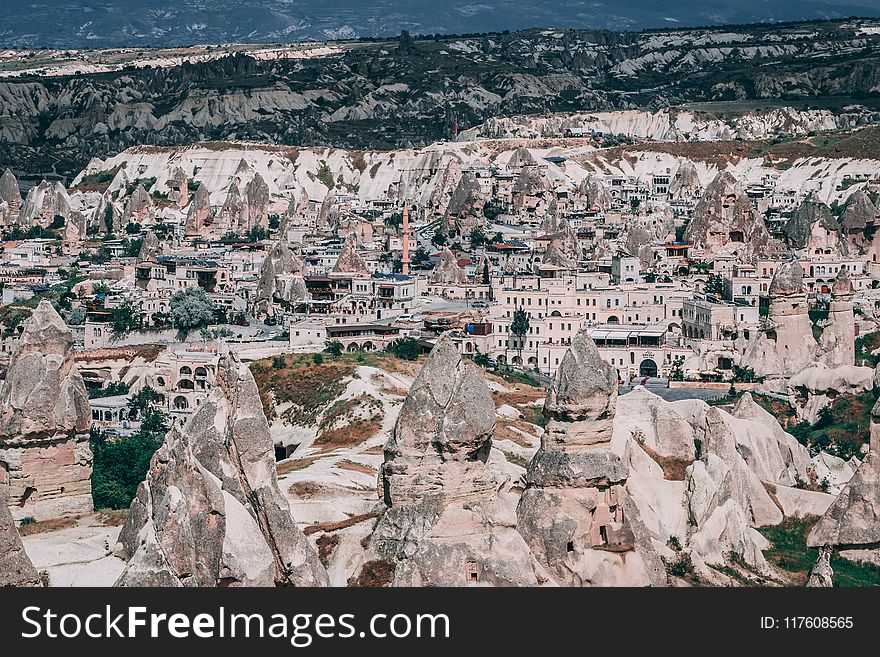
(840, 190, 878, 256)
(683, 405, 782, 576)
(0, 487, 40, 587)
(244, 172, 270, 232)
(784, 194, 845, 254)
(122, 184, 155, 226)
(18, 181, 71, 228)
(63, 210, 87, 246)
(506, 146, 537, 170)
(218, 182, 245, 232)
(741, 260, 817, 379)
(115, 353, 329, 587)
(516, 331, 666, 586)
(806, 545, 834, 587)
(684, 171, 770, 260)
(331, 235, 369, 275)
(668, 160, 701, 199)
(443, 171, 485, 237)
(429, 248, 468, 284)
(254, 238, 306, 317)
(366, 334, 549, 586)
(806, 400, 880, 554)
(542, 238, 578, 269)
(577, 174, 611, 210)
(185, 183, 212, 236)
(0, 168, 22, 224)
(167, 167, 190, 208)
(818, 268, 855, 368)
(138, 230, 161, 261)
(0, 300, 92, 520)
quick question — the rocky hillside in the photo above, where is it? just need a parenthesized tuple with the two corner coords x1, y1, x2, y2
(3, 19, 880, 179)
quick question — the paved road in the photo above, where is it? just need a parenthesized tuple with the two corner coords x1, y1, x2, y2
(619, 382, 725, 402)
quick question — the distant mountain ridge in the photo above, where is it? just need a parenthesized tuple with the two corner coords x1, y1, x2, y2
(3, 0, 880, 48)
(3, 19, 880, 179)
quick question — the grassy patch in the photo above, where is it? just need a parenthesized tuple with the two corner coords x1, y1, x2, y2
(785, 391, 873, 461)
(252, 354, 356, 425)
(18, 516, 78, 536)
(315, 394, 384, 451)
(856, 331, 880, 367)
(758, 516, 880, 587)
(501, 450, 530, 469)
(277, 455, 323, 475)
(758, 516, 819, 584)
(335, 459, 378, 475)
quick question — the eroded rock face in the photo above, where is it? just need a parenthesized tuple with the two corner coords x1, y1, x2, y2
(685, 171, 770, 260)
(168, 167, 189, 208)
(63, 210, 87, 246)
(0, 486, 40, 587)
(516, 332, 666, 586)
(368, 334, 548, 586)
(683, 406, 780, 575)
(218, 182, 245, 231)
(115, 353, 329, 587)
(784, 195, 844, 254)
(254, 237, 306, 317)
(122, 184, 155, 226)
(0, 300, 92, 520)
(18, 180, 71, 228)
(0, 168, 22, 224)
(577, 174, 611, 210)
(185, 184, 212, 236)
(741, 260, 817, 379)
(244, 172, 270, 231)
(840, 190, 876, 233)
(668, 160, 701, 199)
(444, 171, 485, 237)
(819, 268, 855, 369)
(429, 248, 467, 284)
(807, 404, 880, 550)
(138, 230, 161, 261)
(806, 546, 834, 587)
(332, 235, 369, 275)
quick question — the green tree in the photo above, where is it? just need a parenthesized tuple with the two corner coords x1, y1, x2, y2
(246, 225, 267, 242)
(139, 407, 168, 435)
(109, 299, 144, 337)
(470, 226, 488, 247)
(510, 308, 530, 366)
(412, 247, 432, 268)
(431, 230, 448, 247)
(128, 386, 160, 414)
(705, 274, 725, 298)
(387, 337, 421, 361)
(324, 340, 344, 357)
(170, 287, 215, 332)
(474, 349, 491, 367)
